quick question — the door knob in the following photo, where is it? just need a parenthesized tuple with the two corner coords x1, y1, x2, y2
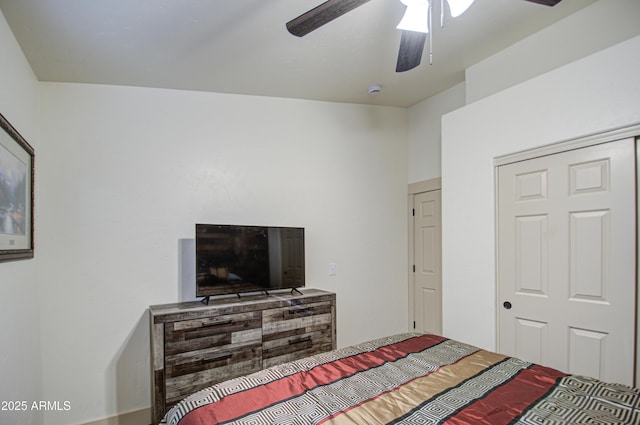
(503, 301, 512, 310)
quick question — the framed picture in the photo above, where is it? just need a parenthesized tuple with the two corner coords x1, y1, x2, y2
(0, 112, 34, 261)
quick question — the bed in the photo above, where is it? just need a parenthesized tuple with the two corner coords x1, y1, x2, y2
(160, 333, 640, 424)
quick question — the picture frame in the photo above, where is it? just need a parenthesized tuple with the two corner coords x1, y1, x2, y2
(0, 112, 34, 261)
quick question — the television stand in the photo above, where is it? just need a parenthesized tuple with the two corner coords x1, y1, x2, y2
(200, 288, 304, 304)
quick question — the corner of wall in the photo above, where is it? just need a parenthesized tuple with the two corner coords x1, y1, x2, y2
(465, 0, 640, 104)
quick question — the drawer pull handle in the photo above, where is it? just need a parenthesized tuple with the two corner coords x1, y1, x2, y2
(204, 353, 233, 362)
(204, 319, 233, 327)
(288, 309, 312, 317)
(289, 336, 311, 345)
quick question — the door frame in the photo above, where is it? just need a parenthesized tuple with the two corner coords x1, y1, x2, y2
(494, 123, 640, 386)
(408, 177, 441, 332)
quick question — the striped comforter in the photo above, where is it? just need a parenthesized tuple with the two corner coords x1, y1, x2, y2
(161, 333, 640, 424)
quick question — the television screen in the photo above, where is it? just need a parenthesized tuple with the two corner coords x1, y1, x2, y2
(195, 224, 305, 298)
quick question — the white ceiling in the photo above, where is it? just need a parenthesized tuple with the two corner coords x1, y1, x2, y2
(0, 0, 596, 107)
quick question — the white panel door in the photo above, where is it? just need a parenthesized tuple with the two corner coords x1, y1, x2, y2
(497, 138, 636, 386)
(413, 190, 442, 335)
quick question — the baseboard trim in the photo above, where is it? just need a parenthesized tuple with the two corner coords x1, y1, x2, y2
(81, 407, 151, 425)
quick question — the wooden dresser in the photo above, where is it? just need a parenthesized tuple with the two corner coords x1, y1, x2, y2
(149, 289, 336, 423)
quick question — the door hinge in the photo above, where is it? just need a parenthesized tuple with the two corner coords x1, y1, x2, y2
(413, 265, 416, 273)
(412, 208, 415, 216)
(413, 321, 416, 329)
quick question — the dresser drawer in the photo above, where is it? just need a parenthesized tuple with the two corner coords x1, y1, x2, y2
(164, 311, 263, 406)
(262, 300, 334, 368)
(164, 310, 261, 355)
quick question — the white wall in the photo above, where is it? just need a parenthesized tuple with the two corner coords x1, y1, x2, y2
(408, 83, 465, 183)
(36, 83, 409, 424)
(441, 35, 640, 351)
(0, 10, 43, 425)
(466, 0, 640, 103)
(408, 0, 640, 185)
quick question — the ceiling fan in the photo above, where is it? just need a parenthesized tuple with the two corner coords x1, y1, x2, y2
(286, 0, 562, 72)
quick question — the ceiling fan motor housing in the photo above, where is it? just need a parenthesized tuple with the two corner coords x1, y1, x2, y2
(524, 0, 562, 6)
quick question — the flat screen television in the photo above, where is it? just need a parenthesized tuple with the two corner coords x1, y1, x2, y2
(195, 224, 305, 300)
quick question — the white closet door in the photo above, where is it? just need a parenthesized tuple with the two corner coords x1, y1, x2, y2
(497, 138, 636, 386)
(413, 190, 442, 335)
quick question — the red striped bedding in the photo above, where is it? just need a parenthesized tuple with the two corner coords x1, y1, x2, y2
(160, 333, 640, 424)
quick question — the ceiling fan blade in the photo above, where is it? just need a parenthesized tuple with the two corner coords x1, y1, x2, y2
(286, 0, 372, 37)
(396, 31, 427, 72)
(523, 0, 562, 6)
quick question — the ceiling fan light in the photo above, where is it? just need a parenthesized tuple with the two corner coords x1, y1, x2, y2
(396, 0, 430, 33)
(446, 0, 475, 17)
